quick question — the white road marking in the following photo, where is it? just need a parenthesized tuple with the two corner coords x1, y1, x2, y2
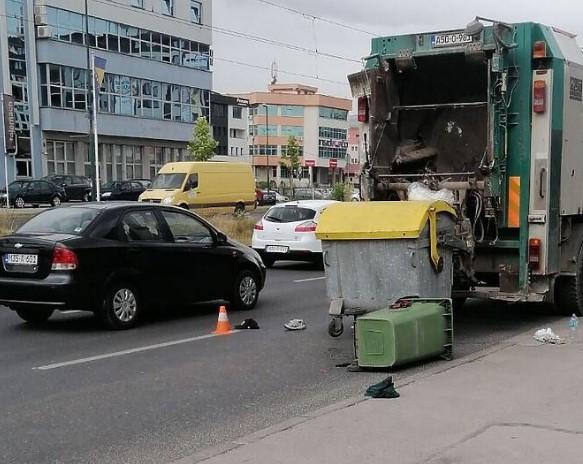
(293, 276, 327, 283)
(33, 331, 240, 371)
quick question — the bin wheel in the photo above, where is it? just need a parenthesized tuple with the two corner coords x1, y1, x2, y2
(328, 318, 344, 337)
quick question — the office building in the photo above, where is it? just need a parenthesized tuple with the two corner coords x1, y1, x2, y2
(0, 0, 212, 184)
(210, 92, 249, 162)
(237, 84, 352, 187)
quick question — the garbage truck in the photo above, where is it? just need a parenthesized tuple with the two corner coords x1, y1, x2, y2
(347, 19, 583, 316)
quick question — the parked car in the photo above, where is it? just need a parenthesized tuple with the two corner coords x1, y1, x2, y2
(252, 200, 338, 267)
(100, 180, 148, 201)
(0, 203, 266, 329)
(2, 180, 66, 208)
(275, 192, 289, 203)
(42, 175, 92, 202)
(293, 188, 329, 201)
(140, 162, 255, 213)
(255, 189, 277, 206)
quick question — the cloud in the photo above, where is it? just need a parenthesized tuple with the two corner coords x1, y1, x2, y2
(212, 0, 583, 99)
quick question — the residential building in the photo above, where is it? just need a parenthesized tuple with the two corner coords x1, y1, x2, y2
(237, 84, 352, 187)
(0, 0, 212, 185)
(210, 92, 249, 162)
(346, 116, 363, 185)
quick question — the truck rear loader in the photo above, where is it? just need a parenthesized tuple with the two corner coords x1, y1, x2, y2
(349, 19, 583, 315)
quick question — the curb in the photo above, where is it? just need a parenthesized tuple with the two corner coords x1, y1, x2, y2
(170, 331, 534, 463)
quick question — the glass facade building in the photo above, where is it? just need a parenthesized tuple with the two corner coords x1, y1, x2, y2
(0, 0, 212, 185)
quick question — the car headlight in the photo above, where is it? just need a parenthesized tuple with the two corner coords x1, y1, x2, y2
(101, 192, 111, 198)
(162, 196, 174, 205)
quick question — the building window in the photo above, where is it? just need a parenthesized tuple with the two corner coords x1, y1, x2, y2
(281, 126, 304, 137)
(254, 104, 279, 117)
(46, 141, 76, 175)
(161, 0, 174, 16)
(256, 125, 277, 136)
(319, 107, 348, 121)
(249, 145, 277, 156)
(191, 1, 202, 23)
(124, 145, 143, 179)
(280, 105, 304, 117)
(318, 146, 347, 159)
(232, 106, 242, 119)
(319, 127, 347, 140)
(149, 147, 165, 178)
(130, 0, 144, 8)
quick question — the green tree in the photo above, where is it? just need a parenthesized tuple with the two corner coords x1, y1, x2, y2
(187, 116, 218, 161)
(280, 136, 301, 191)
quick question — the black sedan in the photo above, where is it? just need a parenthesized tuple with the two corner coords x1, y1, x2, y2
(1, 180, 66, 208)
(0, 203, 266, 329)
(100, 180, 148, 201)
(42, 175, 92, 202)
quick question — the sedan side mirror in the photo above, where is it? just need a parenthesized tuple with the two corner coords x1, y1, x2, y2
(216, 232, 227, 245)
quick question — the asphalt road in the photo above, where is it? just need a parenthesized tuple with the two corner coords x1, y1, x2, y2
(0, 263, 563, 464)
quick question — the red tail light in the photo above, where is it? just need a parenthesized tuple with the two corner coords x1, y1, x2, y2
(295, 221, 317, 233)
(533, 41, 547, 59)
(51, 244, 78, 271)
(254, 221, 264, 231)
(357, 96, 369, 123)
(528, 238, 541, 271)
(533, 80, 546, 114)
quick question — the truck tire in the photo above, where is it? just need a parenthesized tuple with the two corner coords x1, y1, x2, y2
(556, 243, 583, 316)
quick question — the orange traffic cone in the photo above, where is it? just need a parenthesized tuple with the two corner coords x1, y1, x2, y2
(212, 305, 233, 335)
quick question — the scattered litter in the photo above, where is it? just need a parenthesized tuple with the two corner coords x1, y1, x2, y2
(335, 362, 352, 368)
(234, 318, 260, 330)
(533, 328, 565, 344)
(407, 182, 455, 206)
(365, 376, 400, 399)
(284, 319, 307, 331)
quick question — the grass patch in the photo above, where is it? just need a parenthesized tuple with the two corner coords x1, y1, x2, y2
(0, 211, 17, 236)
(204, 213, 256, 246)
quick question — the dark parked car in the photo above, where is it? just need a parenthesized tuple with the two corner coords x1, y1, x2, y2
(255, 189, 277, 206)
(0, 203, 266, 329)
(100, 180, 148, 201)
(42, 175, 92, 202)
(2, 180, 66, 208)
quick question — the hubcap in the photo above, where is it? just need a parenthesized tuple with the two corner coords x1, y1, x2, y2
(16, 198, 24, 208)
(239, 276, 257, 306)
(53, 197, 61, 206)
(112, 288, 137, 322)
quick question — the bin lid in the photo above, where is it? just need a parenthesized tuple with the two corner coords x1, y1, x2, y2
(315, 200, 456, 240)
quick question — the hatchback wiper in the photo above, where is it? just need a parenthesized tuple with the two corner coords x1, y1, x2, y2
(265, 216, 282, 222)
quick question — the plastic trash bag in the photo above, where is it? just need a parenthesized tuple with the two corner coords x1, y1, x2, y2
(533, 328, 565, 344)
(407, 182, 455, 206)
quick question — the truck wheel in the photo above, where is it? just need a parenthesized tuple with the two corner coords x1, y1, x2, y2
(556, 243, 583, 316)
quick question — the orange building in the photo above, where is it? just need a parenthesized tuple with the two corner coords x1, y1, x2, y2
(236, 84, 352, 187)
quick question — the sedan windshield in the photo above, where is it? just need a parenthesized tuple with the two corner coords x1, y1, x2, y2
(18, 208, 100, 235)
(265, 206, 316, 223)
(151, 173, 186, 189)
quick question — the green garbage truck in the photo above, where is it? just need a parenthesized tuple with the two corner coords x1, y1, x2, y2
(348, 19, 583, 315)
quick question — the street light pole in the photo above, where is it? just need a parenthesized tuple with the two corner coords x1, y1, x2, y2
(263, 104, 270, 193)
(84, 0, 97, 200)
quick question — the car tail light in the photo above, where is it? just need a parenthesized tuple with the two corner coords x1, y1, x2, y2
(528, 238, 542, 271)
(51, 244, 78, 271)
(295, 221, 317, 233)
(254, 221, 264, 231)
(533, 41, 547, 59)
(357, 96, 369, 123)
(533, 80, 546, 114)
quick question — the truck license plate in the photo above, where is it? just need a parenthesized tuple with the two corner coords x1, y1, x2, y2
(432, 32, 473, 48)
(4, 253, 38, 266)
(266, 246, 289, 254)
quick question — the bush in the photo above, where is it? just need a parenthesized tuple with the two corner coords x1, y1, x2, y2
(331, 183, 350, 202)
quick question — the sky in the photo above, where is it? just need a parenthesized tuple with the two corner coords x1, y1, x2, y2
(212, 0, 583, 99)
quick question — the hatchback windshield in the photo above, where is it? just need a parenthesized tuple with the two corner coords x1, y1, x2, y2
(151, 173, 186, 189)
(264, 206, 316, 223)
(18, 208, 100, 235)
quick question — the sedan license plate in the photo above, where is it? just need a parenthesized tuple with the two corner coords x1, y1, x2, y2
(4, 253, 38, 266)
(432, 32, 473, 48)
(266, 245, 289, 254)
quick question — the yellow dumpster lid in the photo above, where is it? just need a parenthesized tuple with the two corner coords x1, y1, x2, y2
(315, 201, 456, 240)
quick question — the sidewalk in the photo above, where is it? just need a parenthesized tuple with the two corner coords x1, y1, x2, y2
(173, 324, 583, 464)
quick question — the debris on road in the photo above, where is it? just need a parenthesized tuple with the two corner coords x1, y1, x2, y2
(533, 328, 565, 345)
(234, 318, 260, 330)
(365, 376, 400, 399)
(284, 319, 307, 331)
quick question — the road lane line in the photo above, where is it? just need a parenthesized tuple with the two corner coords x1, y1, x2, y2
(33, 331, 240, 371)
(293, 276, 327, 283)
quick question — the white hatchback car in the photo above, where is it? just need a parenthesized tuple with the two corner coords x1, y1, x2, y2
(252, 200, 338, 267)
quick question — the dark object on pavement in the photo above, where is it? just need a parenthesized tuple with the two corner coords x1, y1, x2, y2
(284, 319, 306, 331)
(235, 318, 260, 330)
(365, 376, 400, 399)
(0, 203, 266, 330)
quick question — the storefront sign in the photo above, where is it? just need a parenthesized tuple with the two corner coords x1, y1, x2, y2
(329, 159, 338, 169)
(2, 95, 16, 154)
(319, 138, 349, 149)
(304, 160, 316, 167)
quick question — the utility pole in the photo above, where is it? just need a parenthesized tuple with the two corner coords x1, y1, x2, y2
(1, 94, 10, 208)
(84, 0, 96, 200)
(262, 104, 270, 192)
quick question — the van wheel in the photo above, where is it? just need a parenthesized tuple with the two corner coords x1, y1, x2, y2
(234, 203, 245, 216)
